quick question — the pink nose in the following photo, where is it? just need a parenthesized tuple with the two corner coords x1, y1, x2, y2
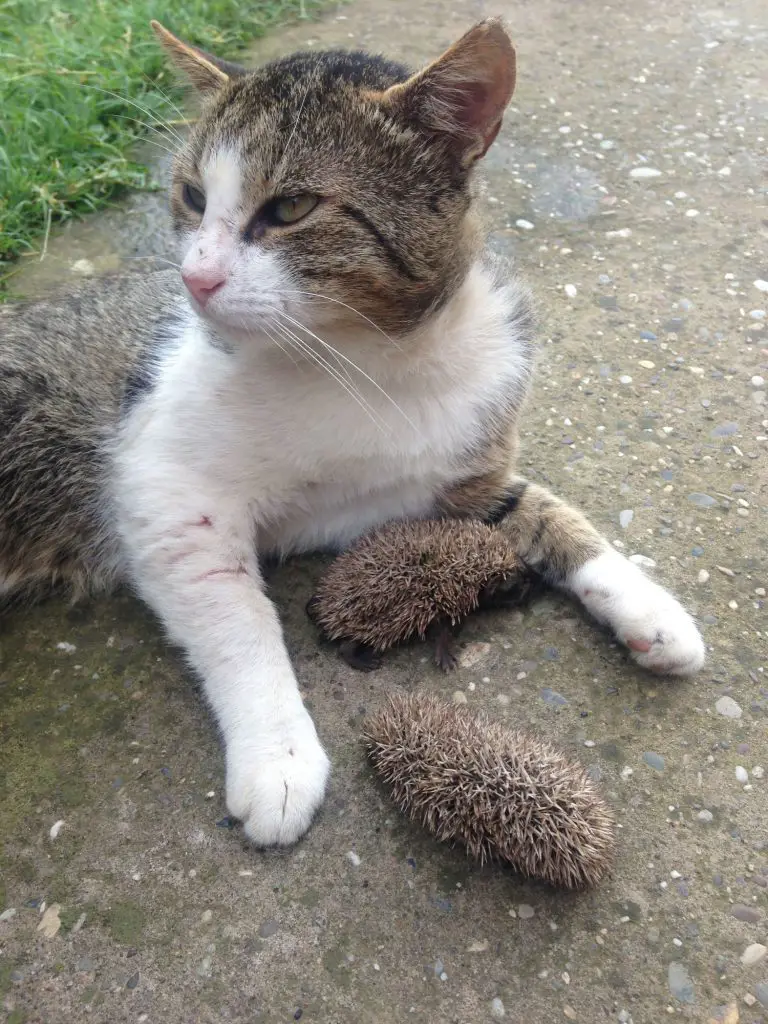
(181, 268, 226, 306)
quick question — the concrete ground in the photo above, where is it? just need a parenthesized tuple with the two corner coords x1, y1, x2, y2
(1, 0, 767, 1021)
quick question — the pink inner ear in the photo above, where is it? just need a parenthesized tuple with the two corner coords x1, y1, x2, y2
(454, 82, 496, 136)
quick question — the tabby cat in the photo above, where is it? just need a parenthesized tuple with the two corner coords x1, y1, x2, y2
(0, 20, 704, 846)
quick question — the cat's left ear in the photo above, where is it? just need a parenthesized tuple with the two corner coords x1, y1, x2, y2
(151, 21, 245, 94)
(380, 19, 516, 164)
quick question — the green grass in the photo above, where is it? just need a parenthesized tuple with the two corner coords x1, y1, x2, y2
(0, 0, 323, 288)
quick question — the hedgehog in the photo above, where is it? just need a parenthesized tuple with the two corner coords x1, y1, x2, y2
(363, 693, 616, 889)
(307, 518, 531, 672)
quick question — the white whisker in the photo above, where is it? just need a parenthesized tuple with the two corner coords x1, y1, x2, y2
(141, 74, 187, 123)
(283, 289, 402, 350)
(271, 320, 391, 433)
(276, 311, 418, 431)
(273, 83, 312, 180)
(260, 321, 301, 368)
(109, 114, 183, 156)
(123, 255, 182, 269)
(82, 85, 185, 144)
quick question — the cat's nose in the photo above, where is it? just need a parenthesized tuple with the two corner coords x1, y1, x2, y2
(181, 267, 226, 306)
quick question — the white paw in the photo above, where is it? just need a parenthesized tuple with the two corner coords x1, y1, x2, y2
(569, 551, 705, 676)
(225, 708, 330, 847)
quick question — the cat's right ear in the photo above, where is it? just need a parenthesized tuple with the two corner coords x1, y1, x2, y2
(378, 19, 516, 165)
(150, 21, 245, 94)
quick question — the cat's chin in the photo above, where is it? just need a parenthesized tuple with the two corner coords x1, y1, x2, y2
(190, 298, 286, 343)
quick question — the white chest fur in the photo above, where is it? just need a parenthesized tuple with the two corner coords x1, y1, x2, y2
(116, 262, 532, 555)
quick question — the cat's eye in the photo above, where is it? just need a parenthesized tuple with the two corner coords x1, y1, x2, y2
(267, 194, 319, 225)
(182, 183, 206, 213)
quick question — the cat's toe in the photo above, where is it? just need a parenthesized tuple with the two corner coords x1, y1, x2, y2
(225, 714, 330, 847)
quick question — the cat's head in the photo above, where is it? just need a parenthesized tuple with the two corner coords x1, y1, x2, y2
(153, 19, 516, 340)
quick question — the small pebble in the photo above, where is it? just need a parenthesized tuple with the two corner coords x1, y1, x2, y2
(740, 943, 767, 966)
(619, 509, 634, 528)
(685, 209, 699, 218)
(459, 642, 491, 668)
(49, 820, 64, 840)
(516, 219, 534, 231)
(563, 1007, 577, 1020)
(752, 767, 764, 779)
(346, 851, 362, 867)
(643, 752, 665, 772)
(732, 905, 761, 924)
(518, 904, 535, 919)
(688, 492, 718, 508)
(629, 554, 656, 568)
(71, 258, 95, 276)
(630, 167, 662, 178)
(749, 310, 766, 320)
(754, 280, 768, 293)
(715, 696, 742, 719)
(711, 423, 740, 438)
(540, 687, 568, 707)
(452, 690, 467, 705)
(752, 375, 765, 387)
(698, 570, 710, 584)
(491, 997, 506, 1018)
(564, 284, 578, 298)
(668, 961, 695, 1003)
(697, 810, 714, 823)
(619, 374, 633, 384)
(638, 359, 655, 369)
(736, 766, 749, 783)
(126, 971, 140, 990)
(37, 904, 62, 939)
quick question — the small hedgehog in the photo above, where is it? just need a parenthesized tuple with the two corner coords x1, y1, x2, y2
(363, 693, 615, 889)
(307, 518, 530, 672)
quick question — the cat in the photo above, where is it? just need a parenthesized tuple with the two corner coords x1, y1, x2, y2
(0, 19, 705, 847)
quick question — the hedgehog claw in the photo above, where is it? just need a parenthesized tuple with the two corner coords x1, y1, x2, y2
(433, 629, 459, 672)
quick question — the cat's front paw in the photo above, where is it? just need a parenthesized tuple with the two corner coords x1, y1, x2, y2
(225, 709, 330, 847)
(570, 551, 705, 676)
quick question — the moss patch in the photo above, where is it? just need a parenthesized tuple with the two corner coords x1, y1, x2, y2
(102, 900, 146, 946)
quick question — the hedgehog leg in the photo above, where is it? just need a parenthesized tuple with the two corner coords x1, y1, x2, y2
(305, 595, 321, 623)
(431, 621, 460, 673)
(339, 640, 382, 672)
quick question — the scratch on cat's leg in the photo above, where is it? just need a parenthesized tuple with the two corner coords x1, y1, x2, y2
(193, 564, 249, 582)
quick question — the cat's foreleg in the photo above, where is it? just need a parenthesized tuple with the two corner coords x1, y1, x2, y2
(117, 495, 329, 846)
(441, 475, 705, 675)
